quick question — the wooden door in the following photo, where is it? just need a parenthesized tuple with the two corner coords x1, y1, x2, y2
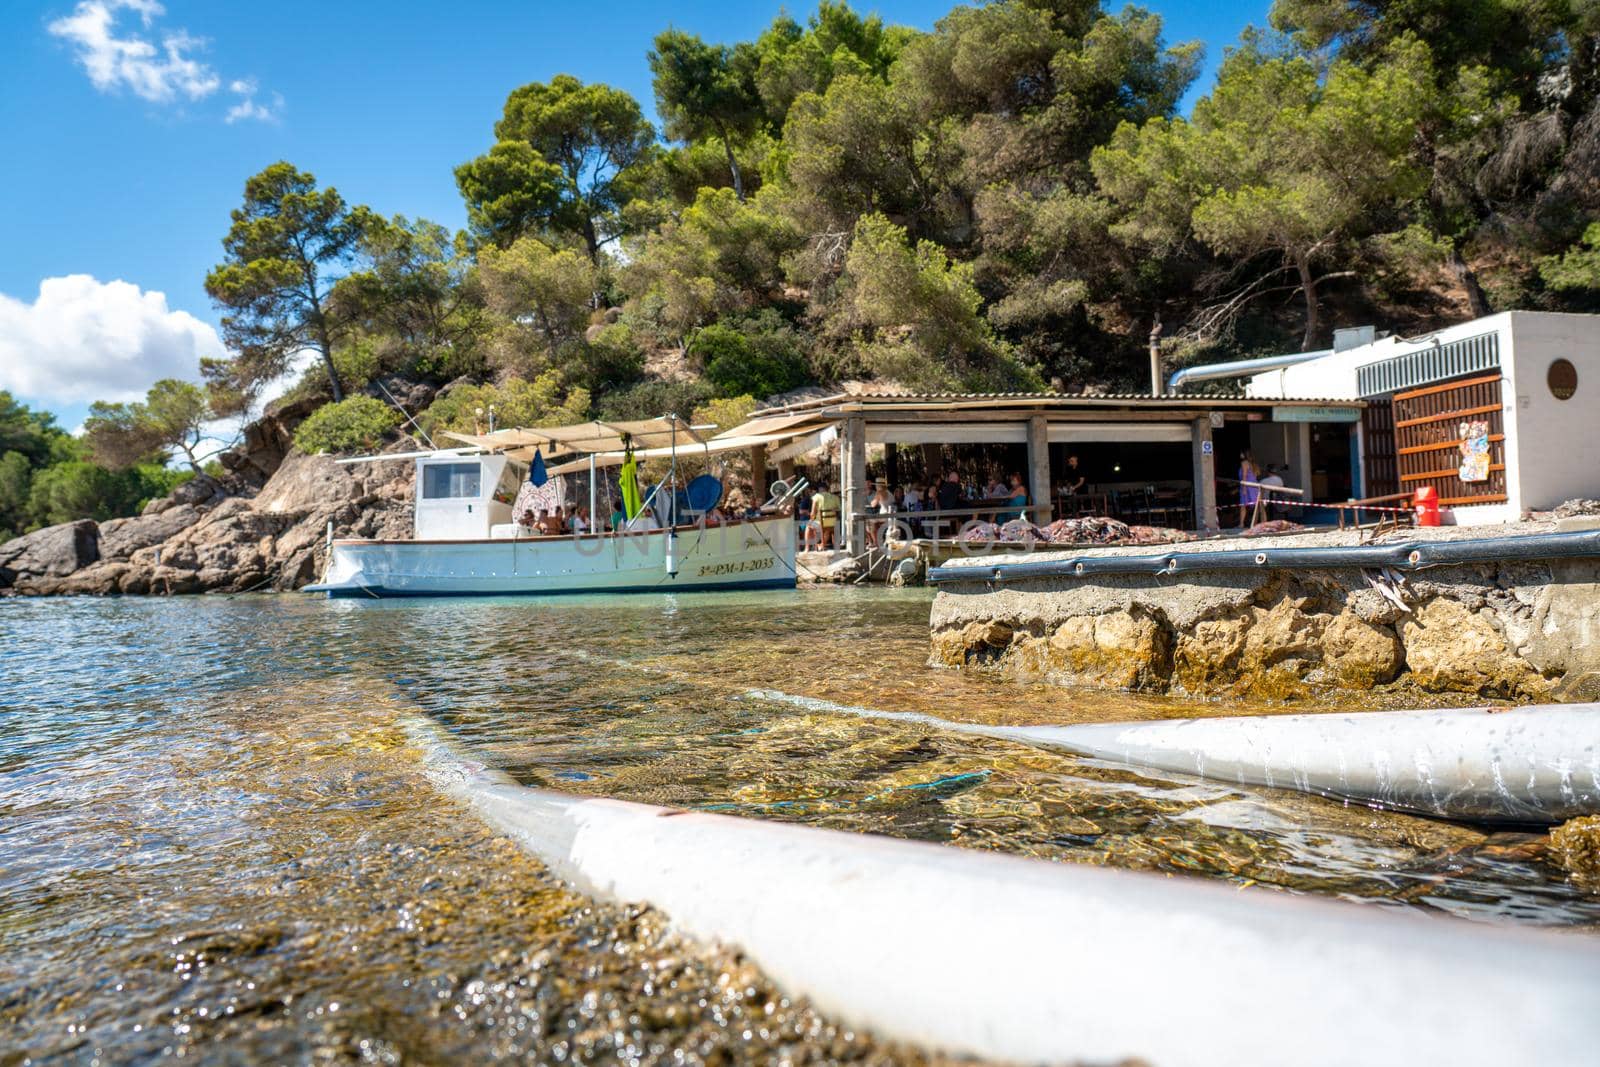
(1360, 399, 1398, 499)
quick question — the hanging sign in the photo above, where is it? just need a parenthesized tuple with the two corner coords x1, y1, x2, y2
(1271, 406, 1362, 423)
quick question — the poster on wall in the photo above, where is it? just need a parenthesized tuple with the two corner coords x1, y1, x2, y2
(1457, 419, 1491, 483)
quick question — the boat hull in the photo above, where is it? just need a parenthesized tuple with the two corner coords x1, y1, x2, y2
(304, 517, 797, 598)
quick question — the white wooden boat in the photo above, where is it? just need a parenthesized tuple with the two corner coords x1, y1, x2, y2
(304, 416, 800, 598)
(306, 517, 796, 598)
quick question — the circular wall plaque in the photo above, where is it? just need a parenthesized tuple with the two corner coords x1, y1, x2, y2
(1548, 358, 1578, 400)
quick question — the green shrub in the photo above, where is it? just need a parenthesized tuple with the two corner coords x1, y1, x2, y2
(597, 378, 714, 422)
(691, 313, 809, 399)
(293, 396, 402, 454)
(418, 372, 591, 436)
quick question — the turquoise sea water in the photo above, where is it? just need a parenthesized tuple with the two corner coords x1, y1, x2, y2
(2, 590, 1596, 1062)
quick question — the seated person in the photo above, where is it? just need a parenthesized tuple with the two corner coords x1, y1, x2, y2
(625, 504, 661, 531)
(537, 510, 566, 536)
(609, 502, 626, 531)
(518, 508, 539, 532)
(571, 504, 590, 535)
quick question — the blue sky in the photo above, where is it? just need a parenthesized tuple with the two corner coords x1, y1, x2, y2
(0, 0, 1268, 430)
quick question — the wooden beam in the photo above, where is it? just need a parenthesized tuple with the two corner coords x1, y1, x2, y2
(1192, 416, 1218, 531)
(748, 443, 768, 504)
(842, 415, 867, 553)
(1027, 414, 1052, 524)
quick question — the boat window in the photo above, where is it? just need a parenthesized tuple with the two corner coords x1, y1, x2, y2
(422, 462, 482, 499)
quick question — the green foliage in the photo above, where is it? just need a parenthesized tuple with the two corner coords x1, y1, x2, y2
(0, 450, 32, 541)
(24, 460, 180, 529)
(1541, 223, 1600, 292)
(830, 214, 1037, 391)
(292, 396, 403, 454)
(418, 373, 592, 436)
(0, 391, 67, 465)
(478, 236, 597, 347)
(333, 215, 490, 379)
(459, 75, 655, 260)
(205, 162, 377, 404)
(84, 379, 216, 473)
(625, 187, 801, 336)
(691, 313, 810, 399)
(650, 30, 763, 198)
(1093, 38, 1436, 347)
(596, 378, 715, 422)
(749, 2, 911, 127)
(453, 141, 568, 249)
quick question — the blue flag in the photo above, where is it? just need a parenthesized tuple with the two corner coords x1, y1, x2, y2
(528, 448, 548, 487)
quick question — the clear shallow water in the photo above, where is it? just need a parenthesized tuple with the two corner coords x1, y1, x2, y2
(2, 590, 1597, 1062)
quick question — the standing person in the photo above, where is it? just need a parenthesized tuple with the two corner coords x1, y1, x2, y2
(866, 481, 897, 547)
(1063, 454, 1087, 494)
(1259, 465, 1286, 520)
(809, 480, 841, 550)
(936, 470, 962, 513)
(1237, 450, 1262, 528)
(609, 500, 626, 532)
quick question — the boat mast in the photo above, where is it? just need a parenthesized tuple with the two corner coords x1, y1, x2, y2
(665, 413, 679, 577)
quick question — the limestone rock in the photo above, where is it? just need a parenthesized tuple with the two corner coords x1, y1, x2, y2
(0, 520, 99, 589)
(1040, 611, 1170, 690)
(1400, 598, 1552, 699)
(931, 620, 1014, 667)
(1319, 610, 1403, 688)
(1171, 613, 1250, 693)
(98, 504, 203, 561)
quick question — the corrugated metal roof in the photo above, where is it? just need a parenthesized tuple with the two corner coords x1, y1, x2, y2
(753, 389, 1362, 416)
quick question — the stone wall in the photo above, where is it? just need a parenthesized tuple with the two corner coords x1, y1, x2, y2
(930, 558, 1600, 703)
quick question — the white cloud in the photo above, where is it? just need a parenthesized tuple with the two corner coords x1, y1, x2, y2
(48, 1, 281, 121)
(224, 78, 282, 124)
(48, 0, 218, 102)
(0, 275, 225, 405)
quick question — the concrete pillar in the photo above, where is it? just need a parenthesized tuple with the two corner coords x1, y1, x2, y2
(842, 415, 867, 553)
(1288, 423, 1314, 499)
(921, 443, 943, 480)
(885, 443, 900, 493)
(748, 444, 768, 504)
(1192, 416, 1218, 531)
(1026, 415, 1052, 524)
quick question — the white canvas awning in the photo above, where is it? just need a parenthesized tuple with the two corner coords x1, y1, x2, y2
(442, 417, 706, 459)
(544, 429, 817, 476)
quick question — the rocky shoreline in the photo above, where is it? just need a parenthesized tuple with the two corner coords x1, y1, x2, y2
(930, 530, 1600, 704)
(0, 397, 417, 598)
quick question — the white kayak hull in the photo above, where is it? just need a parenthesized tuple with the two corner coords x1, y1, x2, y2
(304, 517, 796, 597)
(409, 716, 1600, 1067)
(745, 693, 1600, 824)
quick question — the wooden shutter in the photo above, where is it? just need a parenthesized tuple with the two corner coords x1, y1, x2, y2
(1392, 374, 1507, 505)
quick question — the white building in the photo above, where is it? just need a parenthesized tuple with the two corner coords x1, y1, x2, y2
(1241, 311, 1600, 525)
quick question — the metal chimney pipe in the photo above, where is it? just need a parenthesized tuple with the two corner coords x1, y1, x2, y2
(1148, 317, 1164, 396)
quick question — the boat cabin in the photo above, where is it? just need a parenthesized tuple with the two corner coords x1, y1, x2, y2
(414, 453, 519, 540)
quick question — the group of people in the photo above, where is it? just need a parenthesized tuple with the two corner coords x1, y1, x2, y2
(1235, 450, 1290, 526)
(801, 469, 1032, 550)
(517, 503, 594, 536)
(517, 481, 770, 537)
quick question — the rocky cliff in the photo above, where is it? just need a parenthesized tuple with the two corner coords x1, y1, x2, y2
(0, 395, 418, 597)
